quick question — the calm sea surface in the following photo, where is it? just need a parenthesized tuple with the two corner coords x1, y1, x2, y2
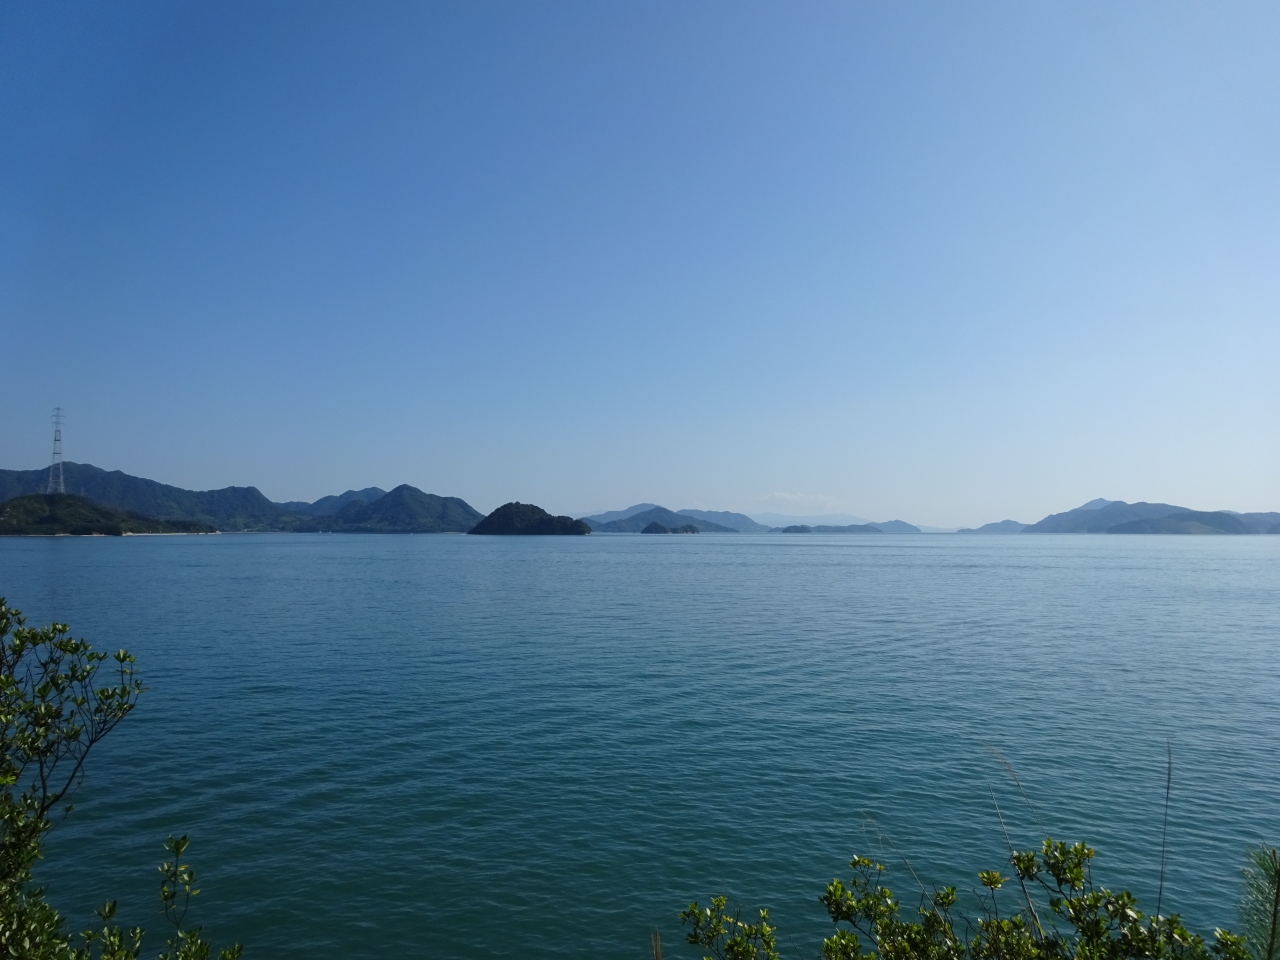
(1, 533, 1277, 958)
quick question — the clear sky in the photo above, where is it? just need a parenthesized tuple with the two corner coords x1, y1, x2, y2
(2, 2, 1277, 526)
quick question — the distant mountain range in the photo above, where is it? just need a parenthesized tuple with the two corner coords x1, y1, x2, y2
(579, 503, 922, 533)
(3, 464, 1277, 536)
(583, 498, 1280, 536)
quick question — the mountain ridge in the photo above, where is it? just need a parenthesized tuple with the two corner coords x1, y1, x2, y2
(0, 464, 479, 532)
(291, 485, 484, 533)
(277, 487, 387, 516)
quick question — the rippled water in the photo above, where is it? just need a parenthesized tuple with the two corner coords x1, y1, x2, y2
(1, 533, 1277, 958)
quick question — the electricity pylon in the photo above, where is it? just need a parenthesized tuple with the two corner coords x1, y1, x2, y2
(46, 407, 65, 494)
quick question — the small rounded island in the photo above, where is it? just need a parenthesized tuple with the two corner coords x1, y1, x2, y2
(642, 521, 698, 534)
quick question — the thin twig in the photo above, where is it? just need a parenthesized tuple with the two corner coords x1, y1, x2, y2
(989, 748, 1047, 837)
(1266, 847, 1279, 960)
(989, 782, 1043, 936)
(873, 821, 939, 919)
(1155, 740, 1173, 922)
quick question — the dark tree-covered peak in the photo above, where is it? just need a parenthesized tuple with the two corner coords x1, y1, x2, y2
(469, 502, 590, 535)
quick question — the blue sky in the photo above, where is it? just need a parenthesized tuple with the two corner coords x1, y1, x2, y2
(2, 2, 1277, 526)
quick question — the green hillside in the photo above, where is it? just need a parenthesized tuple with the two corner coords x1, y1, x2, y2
(0, 494, 215, 536)
(1107, 511, 1254, 534)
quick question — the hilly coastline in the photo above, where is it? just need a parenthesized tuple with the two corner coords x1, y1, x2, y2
(0, 464, 481, 533)
(0, 493, 215, 536)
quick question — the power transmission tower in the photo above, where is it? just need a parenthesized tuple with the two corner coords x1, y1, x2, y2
(46, 407, 65, 494)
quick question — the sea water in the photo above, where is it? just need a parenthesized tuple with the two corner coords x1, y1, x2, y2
(1, 533, 1277, 958)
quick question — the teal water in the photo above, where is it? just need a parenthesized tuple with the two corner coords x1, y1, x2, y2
(1, 533, 1277, 958)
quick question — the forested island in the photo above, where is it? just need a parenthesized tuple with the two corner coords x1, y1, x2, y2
(641, 521, 698, 533)
(469, 502, 590, 535)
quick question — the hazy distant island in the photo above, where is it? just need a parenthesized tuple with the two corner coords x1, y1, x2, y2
(0, 493, 215, 536)
(957, 520, 1027, 534)
(778, 523, 884, 534)
(1021, 499, 1280, 535)
(585, 506, 738, 533)
(469, 502, 590, 535)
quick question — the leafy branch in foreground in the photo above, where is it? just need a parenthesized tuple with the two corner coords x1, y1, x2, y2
(1240, 846, 1280, 960)
(0, 598, 240, 960)
(683, 838, 1277, 960)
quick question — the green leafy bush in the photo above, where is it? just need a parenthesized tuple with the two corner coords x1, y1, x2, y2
(682, 835, 1280, 960)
